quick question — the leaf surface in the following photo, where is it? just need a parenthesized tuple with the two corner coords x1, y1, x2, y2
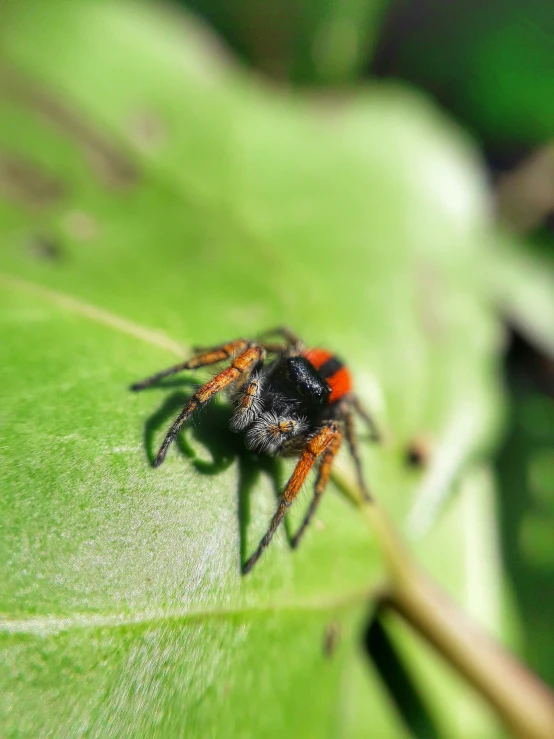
(0, 1, 507, 736)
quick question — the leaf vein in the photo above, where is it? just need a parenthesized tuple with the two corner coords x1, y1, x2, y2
(0, 271, 184, 356)
(1, 585, 375, 636)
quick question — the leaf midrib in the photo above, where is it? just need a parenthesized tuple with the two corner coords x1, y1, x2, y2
(1, 584, 376, 636)
(0, 271, 185, 357)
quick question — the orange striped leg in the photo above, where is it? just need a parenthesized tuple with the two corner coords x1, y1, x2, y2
(291, 427, 343, 549)
(242, 422, 339, 574)
(153, 345, 266, 467)
(131, 339, 249, 391)
(344, 408, 372, 501)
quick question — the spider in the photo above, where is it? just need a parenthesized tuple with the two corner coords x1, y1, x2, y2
(131, 327, 380, 574)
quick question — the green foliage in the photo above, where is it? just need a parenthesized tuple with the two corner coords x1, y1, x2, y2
(0, 0, 526, 736)
(495, 383, 554, 689)
(369, 0, 554, 149)
(177, 0, 388, 83)
(175, 0, 554, 151)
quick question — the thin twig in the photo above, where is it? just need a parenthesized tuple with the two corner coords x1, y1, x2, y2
(332, 469, 554, 739)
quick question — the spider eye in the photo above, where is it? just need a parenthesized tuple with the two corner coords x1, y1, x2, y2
(285, 357, 330, 406)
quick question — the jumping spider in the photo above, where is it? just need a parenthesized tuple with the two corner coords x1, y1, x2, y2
(132, 327, 379, 573)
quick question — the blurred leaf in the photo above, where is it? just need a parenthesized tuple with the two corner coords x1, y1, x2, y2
(495, 360, 554, 688)
(372, 0, 554, 151)
(485, 236, 554, 359)
(177, 0, 389, 83)
(0, 0, 511, 736)
(382, 467, 510, 739)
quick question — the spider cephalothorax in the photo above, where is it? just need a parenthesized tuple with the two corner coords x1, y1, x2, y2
(132, 327, 379, 573)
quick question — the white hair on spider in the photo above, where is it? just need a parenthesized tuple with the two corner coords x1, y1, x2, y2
(229, 371, 265, 431)
(245, 410, 308, 455)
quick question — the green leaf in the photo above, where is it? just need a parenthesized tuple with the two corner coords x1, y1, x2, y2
(0, 1, 509, 736)
(486, 236, 554, 359)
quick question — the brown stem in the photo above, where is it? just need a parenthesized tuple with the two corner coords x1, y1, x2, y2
(332, 470, 554, 739)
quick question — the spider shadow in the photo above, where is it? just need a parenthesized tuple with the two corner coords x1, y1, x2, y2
(138, 377, 291, 569)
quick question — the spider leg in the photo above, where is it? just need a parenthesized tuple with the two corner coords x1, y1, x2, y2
(256, 326, 304, 349)
(131, 339, 249, 391)
(196, 332, 294, 358)
(230, 366, 265, 431)
(352, 395, 381, 443)
(258, 342, 290, 354)
(242, 422, 339, 574)
(153, 344, 266, 467)
(344, 407, 372, 501)
(291, 426, 343, 549)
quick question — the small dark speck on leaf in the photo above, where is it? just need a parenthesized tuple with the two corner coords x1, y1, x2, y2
(406, 434, 434, 469)
(26, 233, 64, 262)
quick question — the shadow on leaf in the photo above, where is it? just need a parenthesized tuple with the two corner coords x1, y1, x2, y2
(363, 611, 441, 739)
(138, 378, 289, 571)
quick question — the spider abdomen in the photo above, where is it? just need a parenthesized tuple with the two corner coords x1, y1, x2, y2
(303, 348, 353, 404)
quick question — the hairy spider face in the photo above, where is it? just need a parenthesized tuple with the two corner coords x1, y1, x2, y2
(229, 355, 331, 457)
(132, 327, 380, 573)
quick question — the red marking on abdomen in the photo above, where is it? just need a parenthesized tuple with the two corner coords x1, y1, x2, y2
(304, 348, 353, 403)
(327, 366, 352, 402)
(303, 348, 333, 371)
